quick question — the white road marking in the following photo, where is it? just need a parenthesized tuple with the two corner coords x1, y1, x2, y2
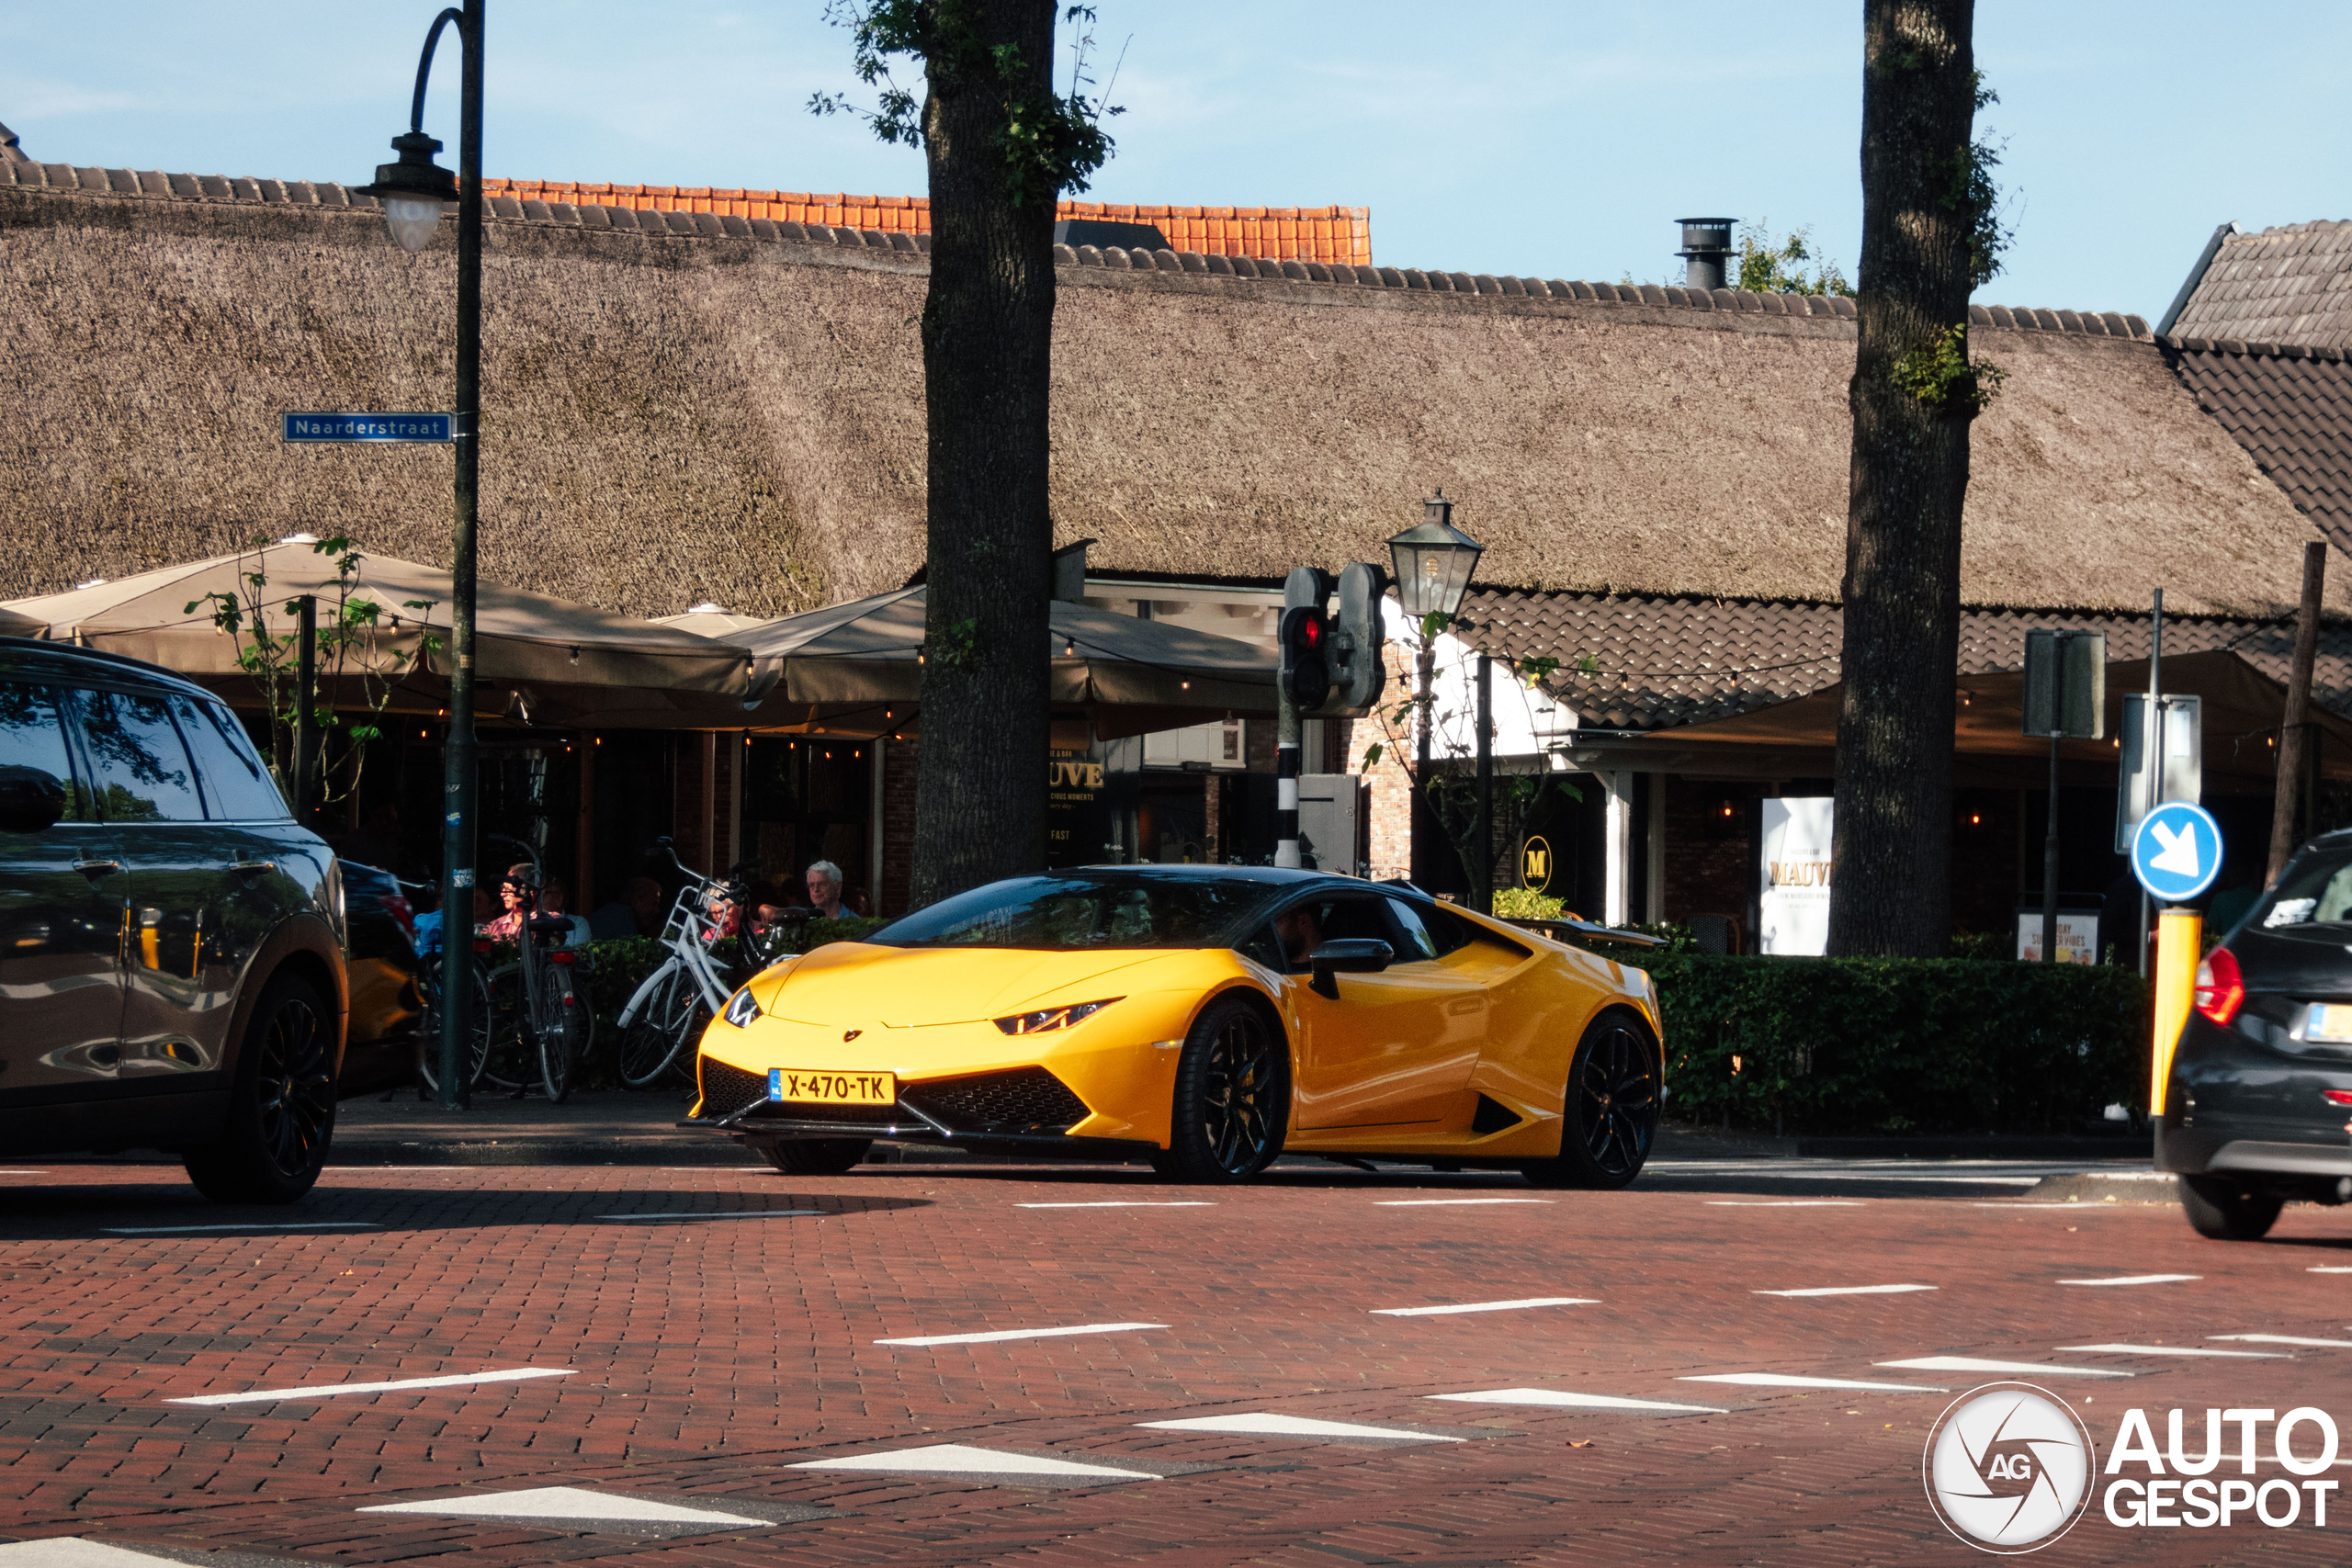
(1876, 1357, 2133, 1379)
(1138, 1413, 1464, 1441)
(1973, 1203, 2119, 1209)
(2214, 1335, 2352, 1348)
(2056, 1273, 2201, 1286)
(0, 1170, 49, 1176)
(789, 1443, 1159, 1480)
(2308, 1266, 2352, 1273)
(1372, 1297, 1597, 1317)
(875, 1322, 1165, 1348)
(1679, 1373, 1950, 1392)
(0, 1540, 192, 1564)
(594, 1210, 822, 1221)
(1753, 1284, 1936, 1298)
(1427, 1388, 1724, 1414)
(167, 1367, 575, 1405)
(2057, 1343, 2290, 1359)
(1706, 1201, 1863, 1208)
(360, 1486, 769, 1527)
(1015, 1201, 1216, 1209)
(1374, 1198, 1555, 1207)
(1015, 1213, 1223, 1222)
(102, 1221, 380, 1235)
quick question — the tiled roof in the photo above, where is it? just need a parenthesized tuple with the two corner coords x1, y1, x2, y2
(481, 180, 1373, 268)
(2165, 337, 2352, 554)
(2167, 220, 2352, 355)
(1458, 588, 2344, 733)
(0, 159, 2154, 333)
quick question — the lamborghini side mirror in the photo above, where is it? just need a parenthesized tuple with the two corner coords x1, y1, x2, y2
(1308, 938, 1393, 999)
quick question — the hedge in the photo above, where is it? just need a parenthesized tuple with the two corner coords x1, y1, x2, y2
(1579, 949, 2151, 1136)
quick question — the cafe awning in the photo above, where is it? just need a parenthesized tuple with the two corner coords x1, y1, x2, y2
(0, 540, 775, 728)
(731, 586, 1277, 739)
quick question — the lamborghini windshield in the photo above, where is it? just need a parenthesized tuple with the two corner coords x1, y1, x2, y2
(869, 872, 1286, 951)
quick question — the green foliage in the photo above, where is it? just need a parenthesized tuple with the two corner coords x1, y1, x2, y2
(926, 615, 981, 674)
(811, 1, 1124, 205)
(184, 536, 437, 806)
(1491, 886, 1564, 920)
(1954, 73, 2013, 288)
(1894, 322, 2008, 416)
(1632, 954, 2147, 1135)
(1734, 220, 1853, 298)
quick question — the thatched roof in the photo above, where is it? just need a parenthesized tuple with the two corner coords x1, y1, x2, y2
(1, 163, 2336, 625)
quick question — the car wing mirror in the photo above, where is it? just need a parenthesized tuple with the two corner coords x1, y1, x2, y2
(0, 766, 65, 835)
(1307, 938, 1393, 999)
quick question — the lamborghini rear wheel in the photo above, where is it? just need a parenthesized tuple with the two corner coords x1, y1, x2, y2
(1160, 996, 1288, 1183)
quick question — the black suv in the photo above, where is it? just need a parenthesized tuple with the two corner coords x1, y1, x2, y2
(2159, 828, 2352, 1239)
(0, 637, 346, 1201)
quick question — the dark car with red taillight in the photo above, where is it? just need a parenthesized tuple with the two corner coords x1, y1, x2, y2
(2157, 830, 2352, 1239)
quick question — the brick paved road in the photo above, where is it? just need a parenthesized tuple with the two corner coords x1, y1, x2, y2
(2, 1157, 2347, 1565)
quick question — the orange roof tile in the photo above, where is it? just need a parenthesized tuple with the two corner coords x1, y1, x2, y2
(481, 178, 1372, 266)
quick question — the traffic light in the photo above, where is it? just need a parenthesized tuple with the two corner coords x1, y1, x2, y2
(1280, 604, 1331, 711)
(1327, 561, 1388, 715)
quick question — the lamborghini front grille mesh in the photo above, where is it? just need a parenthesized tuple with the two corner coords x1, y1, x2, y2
(902, 1067, 1091, 1134)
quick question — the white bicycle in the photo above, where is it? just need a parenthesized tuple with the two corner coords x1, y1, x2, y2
(615, 840, 795, 1089)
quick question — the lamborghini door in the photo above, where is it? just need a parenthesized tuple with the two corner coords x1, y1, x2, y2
(1283, 891, 1486, 1131)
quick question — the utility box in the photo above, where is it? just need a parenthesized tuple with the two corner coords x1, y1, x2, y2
(1296, 773, 1367, 876)
(2114, 693, 2203, 852)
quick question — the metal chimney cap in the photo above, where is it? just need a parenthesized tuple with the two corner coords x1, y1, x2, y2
(1676, 218, 1736, 255)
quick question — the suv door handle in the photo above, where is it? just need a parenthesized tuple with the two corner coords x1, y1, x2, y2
(73, 858, 122, 877)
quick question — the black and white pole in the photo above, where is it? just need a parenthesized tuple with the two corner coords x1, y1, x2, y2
(1275, 688, 1302, 869)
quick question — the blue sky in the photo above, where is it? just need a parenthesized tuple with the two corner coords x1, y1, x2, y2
(3, 1, 2344, 321)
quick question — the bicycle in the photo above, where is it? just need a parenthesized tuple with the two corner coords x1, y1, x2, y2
(481, 834, 595, 1103)
(615, 839, 794, 1089)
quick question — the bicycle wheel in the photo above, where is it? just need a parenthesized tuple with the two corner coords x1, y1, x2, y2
(417, 965, 493, 1094)
(619, 968, 695, 1089)
(537, 963, 584, 1103)
(476, 965, 529, 1092)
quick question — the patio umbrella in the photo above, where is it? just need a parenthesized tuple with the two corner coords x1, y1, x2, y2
(736, 586, 1276, 739)
(1, 540, 775, 728)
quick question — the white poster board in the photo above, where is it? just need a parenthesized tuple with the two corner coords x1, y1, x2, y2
(2016, 911, 2099, 964)
(1759, 797, 1834, 956)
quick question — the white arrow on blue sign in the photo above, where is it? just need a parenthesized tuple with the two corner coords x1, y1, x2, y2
(2130, 800, 2223, 904)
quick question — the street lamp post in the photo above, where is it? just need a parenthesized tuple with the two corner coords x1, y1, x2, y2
(357, 1, 484, 1110)
(1386, 492, 1484, 902)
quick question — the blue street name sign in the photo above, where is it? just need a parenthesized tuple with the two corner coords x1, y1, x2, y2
(281, 412, 455, 444)
(2130, 800, 2223, 904)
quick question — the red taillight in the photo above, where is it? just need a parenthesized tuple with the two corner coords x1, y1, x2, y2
(2194, 948, 2245, 1026)
(548, 949, 576, 964)
(2324, 1090, 2352, 1107)
(379, 894, 415, 937)
(473, 937, 496, 954)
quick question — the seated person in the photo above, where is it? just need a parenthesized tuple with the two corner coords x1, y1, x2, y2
(538, 876, 594, 946)
(1275, 904, 1322, 968)
(588, 875, 663, 941)
(479, 863, 535, 941)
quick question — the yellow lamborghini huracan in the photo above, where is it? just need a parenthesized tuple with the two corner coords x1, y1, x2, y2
(686, 866, 1663, 1187)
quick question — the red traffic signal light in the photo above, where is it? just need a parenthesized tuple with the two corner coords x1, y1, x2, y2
(1280, 605, 1331, 710)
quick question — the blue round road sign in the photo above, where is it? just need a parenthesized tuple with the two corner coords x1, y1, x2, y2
(2131, 800, 2222, 903)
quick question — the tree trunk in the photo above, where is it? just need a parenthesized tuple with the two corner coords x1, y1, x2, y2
(910, 0, 1058, 908)
(1826, 0, 1981, 957)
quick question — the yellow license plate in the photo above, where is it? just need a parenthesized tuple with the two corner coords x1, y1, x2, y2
(768, 1069, 895, 1105)
(2312, 1007, 2352, 1043)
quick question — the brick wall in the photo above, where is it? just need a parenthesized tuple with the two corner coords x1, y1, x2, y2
(1661, 776, 1758, 948)
(1361, 640, 1419, 882)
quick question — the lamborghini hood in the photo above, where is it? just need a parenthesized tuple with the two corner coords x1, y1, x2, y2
(755, 942, 1182, 1028)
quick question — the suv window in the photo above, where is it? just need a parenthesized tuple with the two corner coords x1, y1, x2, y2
(70, 688, 206, 822)
(0, 682, 91, 821)
(172, 696, 288, 820)
(2258, 853, 2352, 929)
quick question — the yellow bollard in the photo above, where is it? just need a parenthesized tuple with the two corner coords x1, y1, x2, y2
(2149, 907, 2202, 1116)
